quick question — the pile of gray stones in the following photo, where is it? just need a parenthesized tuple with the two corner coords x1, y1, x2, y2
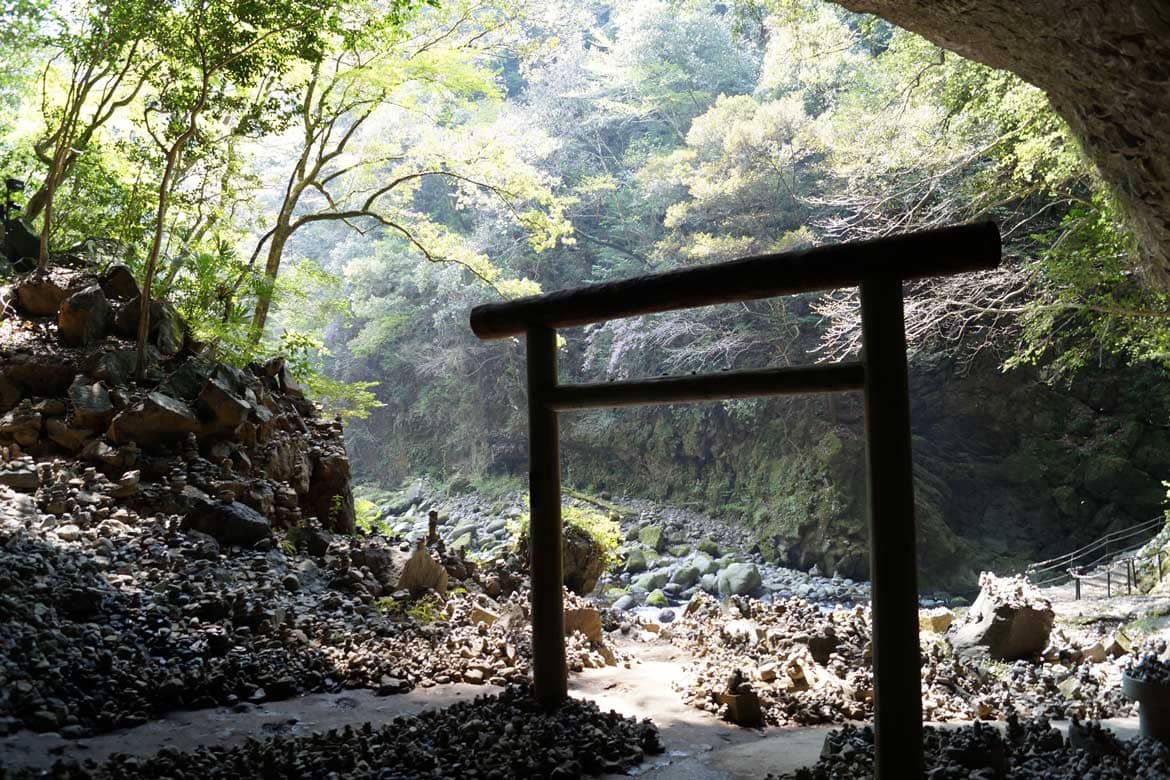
(769, 716, 1170, 779)
(2, 686, 663, 780)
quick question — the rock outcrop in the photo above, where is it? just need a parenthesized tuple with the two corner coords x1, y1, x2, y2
(832, 0, 1170, 282)
(0, 263, 358, 533)
(949, 572, 1055, 661)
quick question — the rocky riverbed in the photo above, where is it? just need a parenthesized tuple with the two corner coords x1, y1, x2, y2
(368, 481, 875, 612)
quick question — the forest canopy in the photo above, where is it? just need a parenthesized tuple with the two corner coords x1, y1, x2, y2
(1, 0, 1166, 477)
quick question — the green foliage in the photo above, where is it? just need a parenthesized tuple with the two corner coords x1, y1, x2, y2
(376, 592, 447, 623)
(508, 502, 623, 569)
(1008, 192, 1170, 373)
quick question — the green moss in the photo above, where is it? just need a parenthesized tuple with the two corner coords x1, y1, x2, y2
(639, 525, 665, 552)
(353, 497, 389, 535)
(646, 589, 669, 607)
(376, 593, 447, 624)
(510, 502, 624, 570)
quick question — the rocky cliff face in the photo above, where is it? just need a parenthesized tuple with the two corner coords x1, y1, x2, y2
(832, 0, 1170, 284)
(0, 258, 356, 535)
(556, 353, 1169, 592)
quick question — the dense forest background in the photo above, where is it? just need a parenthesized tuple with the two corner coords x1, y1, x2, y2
(3, 0, 1169, 589)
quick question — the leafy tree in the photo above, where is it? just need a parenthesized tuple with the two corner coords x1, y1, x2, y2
(247, 0, 568, 343)
(25, 0, 157, 271)
(132, 0, 343, 378)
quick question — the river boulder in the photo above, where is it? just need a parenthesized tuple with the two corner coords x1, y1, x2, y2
(717, 563, 763, 597)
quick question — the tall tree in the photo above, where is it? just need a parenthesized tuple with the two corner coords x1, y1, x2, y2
(27, 0, 156, 271)
(133, 0, 345, 378)
(247, 0, 569, 343)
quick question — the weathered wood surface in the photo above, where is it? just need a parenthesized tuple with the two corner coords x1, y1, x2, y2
(547, 363, 864, 411)
(470, 221, 1000, 339)
(525, 325, 567, 709)
(860, 274, 924, 780)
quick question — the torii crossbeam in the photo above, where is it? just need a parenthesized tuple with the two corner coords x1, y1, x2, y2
(469, 221, 1002, 779)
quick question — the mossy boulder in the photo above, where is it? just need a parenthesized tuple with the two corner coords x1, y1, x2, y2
(639, 525, 666, 552)
(646, 589, 669, 607)
(716, 563, 762, 597)
(634, 570, 670, 591)
(671, 565, 700, 588)
(625, 548, 647, 573)
(697, 538, 720, 556)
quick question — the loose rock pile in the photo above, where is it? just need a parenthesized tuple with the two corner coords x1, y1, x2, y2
(665, 592, 1137, 728)
(1, 263, 356, 537)
(1128, 653, 1170, 685)
(0, 481, 621, 738)
(769, 716, 1170, 779)
(3, 686, 664, 779)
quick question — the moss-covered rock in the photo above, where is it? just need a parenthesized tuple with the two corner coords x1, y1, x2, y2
(634, 570, 670, 591)
(671, 565, 700, 588)
(624, 548, 647, 573)
(639, 525, 665, 552)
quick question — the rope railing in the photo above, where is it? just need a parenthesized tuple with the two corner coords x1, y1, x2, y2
(1024, 515, 1167, 599)
(1025, 515, 1164, 577)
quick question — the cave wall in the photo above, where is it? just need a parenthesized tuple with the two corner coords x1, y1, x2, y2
(833, 0, 1170, 282)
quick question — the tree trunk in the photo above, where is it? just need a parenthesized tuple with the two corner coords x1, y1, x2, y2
(136, 147, 183, 381)
(24, 187, 48, 222)
(250, 222, 292, 345)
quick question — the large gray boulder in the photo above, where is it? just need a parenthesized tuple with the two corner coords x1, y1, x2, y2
(107, 391, 201, 446)
(949, 572, 1054, 661)
(183, 500, 271, 546)
(563, 524, 605, 594)
(67, 376, 113, 430)
(517, 522, 606, 595)
(717, 563, 763, 597)
(57, 285, 112, 347)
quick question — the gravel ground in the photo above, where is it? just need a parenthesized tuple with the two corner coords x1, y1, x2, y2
(0, 686, 664, 780)
(768, 716, 1170, 779)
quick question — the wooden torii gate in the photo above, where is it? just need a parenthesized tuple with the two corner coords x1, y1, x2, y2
(469, 221, 1001, 779)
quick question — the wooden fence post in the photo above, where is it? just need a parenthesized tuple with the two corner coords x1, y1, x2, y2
(859, 274, 924, 780)
(526, 325, 567, 709)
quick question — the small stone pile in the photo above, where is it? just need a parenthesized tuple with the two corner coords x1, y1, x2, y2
(4, 686, 664, 779)
(768, 716, 1170, 779)
(668, 594, 873, 726)
(665, 592, 1137, 728)
(1128, 652, 1170, 685)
